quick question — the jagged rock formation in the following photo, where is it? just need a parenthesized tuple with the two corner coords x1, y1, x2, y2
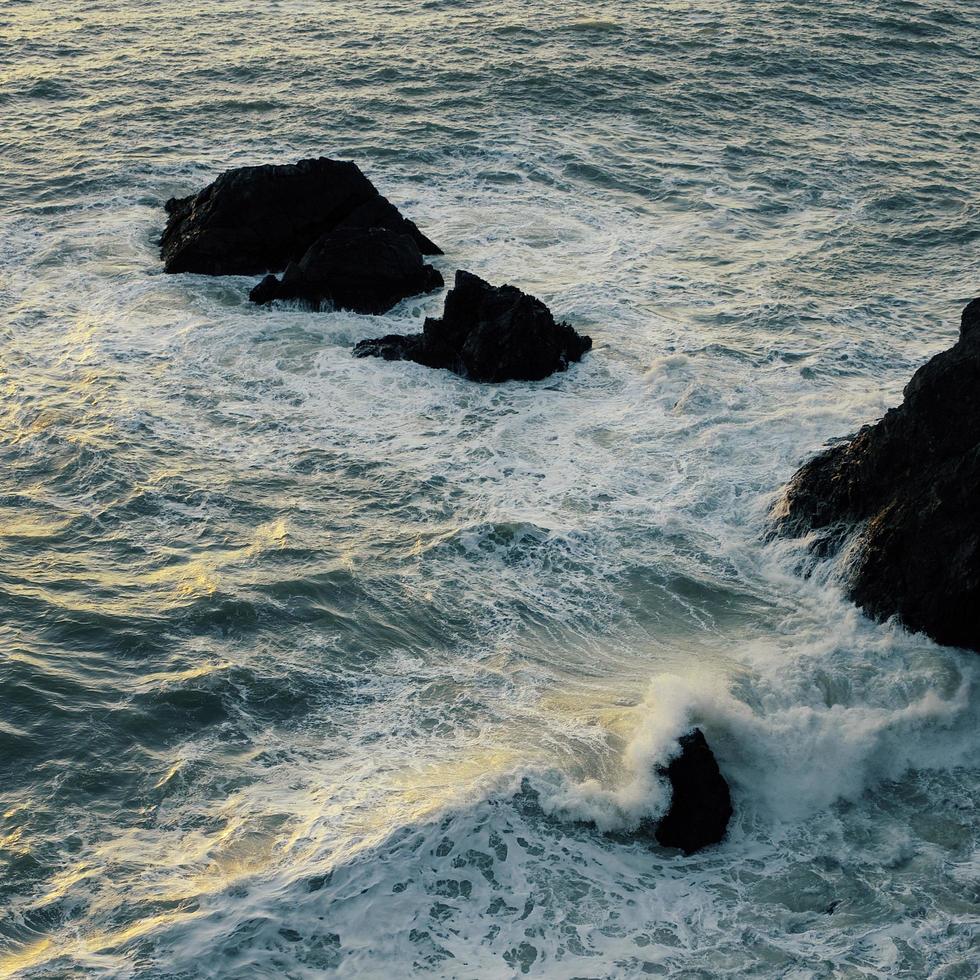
(772, 298, 980, 652)
(160, 156, 440, 275)
(353, 269, 592, 382)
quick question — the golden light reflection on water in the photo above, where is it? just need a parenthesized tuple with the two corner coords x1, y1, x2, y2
(0, 938, 54, 980)
(246, 517, 289, 556)
(36, 863, 98, 909)
(386, 747, 521, 818)
(0, 482, 298, 614)
(86, 907, 198, 957)
(0, 511, 71, 540)
(0, 816, 286, 974)
(145, 556, 220, 600)
(0, 826, 29, 856)
(152, 759, 185, 790)
(141, 517, 291, 599)
(0, 687, 633, 978)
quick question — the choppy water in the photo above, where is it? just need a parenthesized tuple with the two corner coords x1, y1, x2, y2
(2, 1, 979, 976)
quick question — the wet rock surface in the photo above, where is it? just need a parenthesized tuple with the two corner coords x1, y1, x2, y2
(510, 726, 732, 857)
(353, 269, 592, 382)
(248, 228, 443, 315)
(639, 728, 733, 855)
(160, 156, 441, 275)
(773, 298, 980, 652)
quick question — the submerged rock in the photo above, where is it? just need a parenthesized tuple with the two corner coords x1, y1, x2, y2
(772, 298, 980, 652)
(248, 228, 443, 315)
(353, 269, 592, 382)
(161, 156, 441, 275)
(639, 728, 733, 854)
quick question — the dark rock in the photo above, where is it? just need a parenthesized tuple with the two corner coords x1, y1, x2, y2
(249, 273, 282, 306)
(161, 156, 441, 275)
(353, 269, 592, 382)
(336, 195, 442, 257)
(772, 298, 980, 652)
(507, 732, 731, 857)
(352, 333, 426, 362)
(247, 228, 443, 315)
(637, 728, 733, 855)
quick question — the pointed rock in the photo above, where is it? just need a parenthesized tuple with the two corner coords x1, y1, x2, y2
(639, 728, 733, 855)
(353, 269, 592, 382)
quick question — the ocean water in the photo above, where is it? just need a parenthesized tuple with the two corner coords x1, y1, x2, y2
(2, 0, 979, 976)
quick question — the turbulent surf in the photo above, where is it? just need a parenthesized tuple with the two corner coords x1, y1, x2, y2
(1, 1, 978, 977)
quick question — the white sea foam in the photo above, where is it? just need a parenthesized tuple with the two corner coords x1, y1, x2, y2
(2, 0, 979, 976)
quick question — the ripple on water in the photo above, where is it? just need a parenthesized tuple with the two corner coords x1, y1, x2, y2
(1, 0, 979, 976)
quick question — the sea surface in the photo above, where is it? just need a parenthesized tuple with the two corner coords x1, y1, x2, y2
(1, 1, 979, 977)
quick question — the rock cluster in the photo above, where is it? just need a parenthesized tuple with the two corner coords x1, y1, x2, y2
(156, 158, 735, 861)
(772, 298, 980, 652)
(161, 157, 592, 383)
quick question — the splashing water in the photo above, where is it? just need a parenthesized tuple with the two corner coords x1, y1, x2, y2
(1, 1, 978, 976)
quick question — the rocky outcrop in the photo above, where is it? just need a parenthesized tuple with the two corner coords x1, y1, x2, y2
(161, 156, 441, 275)
(772, 298, 980, 652)
(639, 728, 733, 854)
(510, 728, 732, 856)
(353, 269, 592, 382)
(248, 228, 443, 315)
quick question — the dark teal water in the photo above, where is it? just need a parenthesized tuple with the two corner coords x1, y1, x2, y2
(2, 1, 978, 976)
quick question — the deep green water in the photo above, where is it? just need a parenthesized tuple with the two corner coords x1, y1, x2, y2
(1, 1, 978, 976)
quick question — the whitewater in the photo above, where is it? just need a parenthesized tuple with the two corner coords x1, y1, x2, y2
(1, 1, 978, 976)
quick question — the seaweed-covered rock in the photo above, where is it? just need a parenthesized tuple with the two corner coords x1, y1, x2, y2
(638, 728, 733, 855)
(353, 269, 592, 382)
(161, 156, 441, 275)
(772, 298, 980, 652)
(248, 228, 443, 315)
